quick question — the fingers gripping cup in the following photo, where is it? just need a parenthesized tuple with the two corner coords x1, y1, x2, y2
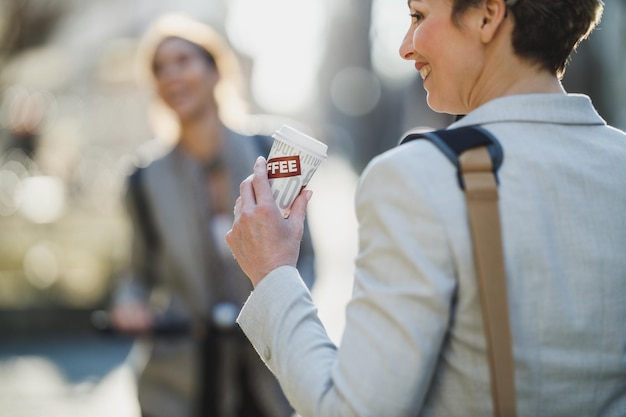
(267, 125, 327, 217)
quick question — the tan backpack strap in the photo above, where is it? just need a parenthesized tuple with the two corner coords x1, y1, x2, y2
(460, 147, 517, 417)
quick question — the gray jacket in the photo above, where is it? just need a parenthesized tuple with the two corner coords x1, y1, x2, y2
(238, 94, 626, 417)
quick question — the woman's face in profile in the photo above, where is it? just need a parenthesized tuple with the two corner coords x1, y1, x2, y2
(152, 37, 219, 121)
(399, 0, 487, 114)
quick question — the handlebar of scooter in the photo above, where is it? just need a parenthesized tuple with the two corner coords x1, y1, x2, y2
(90, 309, 194, 337)
(90, 302, 241, 338)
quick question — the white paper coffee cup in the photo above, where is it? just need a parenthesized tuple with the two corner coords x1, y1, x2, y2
(267, 124, 327, 217)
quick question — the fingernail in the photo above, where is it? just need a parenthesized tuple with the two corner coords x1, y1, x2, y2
(255, 156, 266, 172)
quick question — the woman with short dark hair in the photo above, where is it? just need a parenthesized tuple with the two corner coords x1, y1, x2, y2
(226, 0, 626, 416)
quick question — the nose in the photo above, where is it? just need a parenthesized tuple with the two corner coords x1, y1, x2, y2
(399, 27, 415, 61)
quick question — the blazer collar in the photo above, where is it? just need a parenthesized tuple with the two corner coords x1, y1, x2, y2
(450, 94, 606, 129)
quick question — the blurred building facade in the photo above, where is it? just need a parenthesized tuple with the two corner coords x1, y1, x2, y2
(0, 0, 624, 324)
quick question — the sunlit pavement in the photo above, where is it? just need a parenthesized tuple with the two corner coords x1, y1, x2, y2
(0, 335, 140, 417)
(0, 155, 359, 417)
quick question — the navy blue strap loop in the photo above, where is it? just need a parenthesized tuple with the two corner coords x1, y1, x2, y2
(400, 126, 504, 190)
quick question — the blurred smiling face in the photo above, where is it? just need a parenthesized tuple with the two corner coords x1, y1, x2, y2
(152, 37, 219, 121)
(399, 0, 485, 114)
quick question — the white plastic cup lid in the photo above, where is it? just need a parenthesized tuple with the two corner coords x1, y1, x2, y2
(272, 125, 328, 158)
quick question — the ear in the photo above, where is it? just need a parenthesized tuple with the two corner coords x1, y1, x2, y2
(478, 0, 507, 43)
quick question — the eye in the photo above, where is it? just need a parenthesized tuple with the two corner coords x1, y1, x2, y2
(409, 12, 424, 24)
(153, 60, 166, 78)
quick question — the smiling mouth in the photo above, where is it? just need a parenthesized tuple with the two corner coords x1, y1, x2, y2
(418, 65, 431, 81)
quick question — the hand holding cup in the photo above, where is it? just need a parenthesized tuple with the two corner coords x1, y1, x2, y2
(227, 156, 313, 287)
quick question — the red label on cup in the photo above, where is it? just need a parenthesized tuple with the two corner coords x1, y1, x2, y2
(267, 156, 301, 178)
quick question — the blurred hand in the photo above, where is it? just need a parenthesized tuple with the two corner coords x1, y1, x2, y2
(226, 156, 312, 287)
(109, 301, 154, 334)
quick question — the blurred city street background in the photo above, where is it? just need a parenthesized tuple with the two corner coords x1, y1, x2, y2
(0, 0, 624, 415)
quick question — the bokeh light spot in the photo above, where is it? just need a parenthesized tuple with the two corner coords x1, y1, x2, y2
(23, 241, 60, 290)
(17, 176, 66, 224)
(330, 67, 381, 117)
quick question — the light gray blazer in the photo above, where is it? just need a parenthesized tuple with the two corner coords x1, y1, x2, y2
(238, 94, 626, 417)
(116, 128, 314, 417)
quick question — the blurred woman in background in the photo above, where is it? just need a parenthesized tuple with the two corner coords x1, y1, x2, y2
(109, 13, 315, 417)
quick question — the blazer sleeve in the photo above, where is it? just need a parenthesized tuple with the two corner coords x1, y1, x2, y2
(112, 167, 159, 305)
(238, 148, 457, 417)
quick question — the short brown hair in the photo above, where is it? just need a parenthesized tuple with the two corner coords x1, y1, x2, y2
(450, 0, 604, 77)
